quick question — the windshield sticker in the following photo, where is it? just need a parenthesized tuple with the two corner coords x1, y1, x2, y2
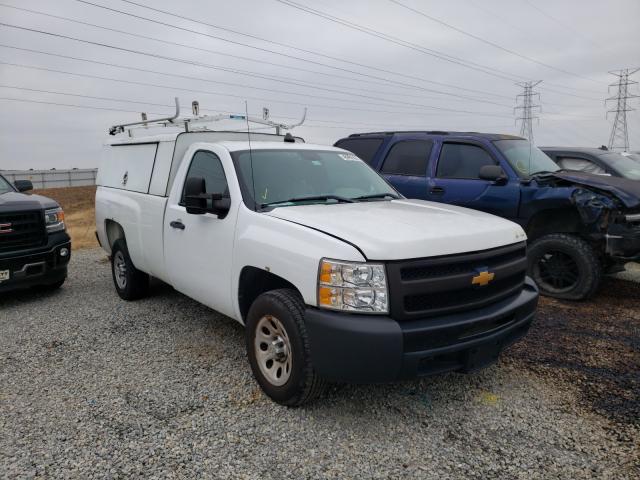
(338, 153, 359, 161)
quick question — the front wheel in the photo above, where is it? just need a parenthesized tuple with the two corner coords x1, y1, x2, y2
(528, 233, 602, 300)
(245, 289, 326, 406)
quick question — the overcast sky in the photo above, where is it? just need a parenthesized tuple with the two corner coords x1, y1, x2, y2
(0, 0, 638, 170)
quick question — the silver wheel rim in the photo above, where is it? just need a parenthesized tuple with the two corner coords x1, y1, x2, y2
(254, 315, 292, 387)
(114, 251, 127, 289)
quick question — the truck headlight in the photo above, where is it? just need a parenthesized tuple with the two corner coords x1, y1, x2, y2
(317, 259, 388, 314)
(45, 207, 65, 232)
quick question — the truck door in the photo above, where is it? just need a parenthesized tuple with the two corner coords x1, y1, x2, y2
(379, 139, 433, 199)
(427, 140, 520, 220)
(163, 149, 238, 318)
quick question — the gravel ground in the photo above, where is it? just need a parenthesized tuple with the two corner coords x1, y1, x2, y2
(1, 248, 638, 479)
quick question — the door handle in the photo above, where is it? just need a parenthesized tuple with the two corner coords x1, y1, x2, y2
(170, 220, 185, 230)
(430, 186, 445, 195)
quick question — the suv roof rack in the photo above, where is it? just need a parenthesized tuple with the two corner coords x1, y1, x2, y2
(348, 130, 452, 137)
(109, 98, 307, 137)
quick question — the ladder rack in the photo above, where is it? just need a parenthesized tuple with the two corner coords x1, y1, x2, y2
(108, 98, 307, 136)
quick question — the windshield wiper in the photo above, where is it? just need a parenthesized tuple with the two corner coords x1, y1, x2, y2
(530, 169, 566, 177)
(260, 195, 355, 209)
(352, 193, 400, 201)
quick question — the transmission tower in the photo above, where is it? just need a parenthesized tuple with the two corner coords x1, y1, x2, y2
(606, 68, 639, 151)
(515, 80, 542, 143)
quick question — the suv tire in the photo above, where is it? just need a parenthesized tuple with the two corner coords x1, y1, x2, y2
(246, 289, 326, 406)
(111, 239, 149, 300)
(528, 233, 601, 300)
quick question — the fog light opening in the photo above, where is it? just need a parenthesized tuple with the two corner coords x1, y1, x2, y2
(59, 247, 69, 257)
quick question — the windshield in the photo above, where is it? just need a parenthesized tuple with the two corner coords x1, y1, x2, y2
(603, 153, 640, 180)
(232, 149, 398, 209)
(0, 175, 14, 194)
(494, 139, 560, 177)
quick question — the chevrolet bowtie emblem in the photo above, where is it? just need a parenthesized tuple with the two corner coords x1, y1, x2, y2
(472, 269, 495, 287)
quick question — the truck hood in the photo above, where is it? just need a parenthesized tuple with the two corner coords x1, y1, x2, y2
(0, 191, 58, 212)
(550, 171, 640, 208)
(265, 199, 525, 260)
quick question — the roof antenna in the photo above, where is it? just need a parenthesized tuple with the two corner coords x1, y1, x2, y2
(245, 101, 257, 211)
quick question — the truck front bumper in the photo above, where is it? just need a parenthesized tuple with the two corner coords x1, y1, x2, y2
(305, 277, 538, 383)
(606, 222, 640, 261)
(0, 232, 71, 293)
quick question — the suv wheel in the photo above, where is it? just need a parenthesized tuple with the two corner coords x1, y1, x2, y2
(528, 233, 601, 300)
(111, 239, 149, 300)
(245, 289, 326, 406)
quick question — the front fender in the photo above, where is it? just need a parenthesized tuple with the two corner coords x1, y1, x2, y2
(232, 206, 365, 320)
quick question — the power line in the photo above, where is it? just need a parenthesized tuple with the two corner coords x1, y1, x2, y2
(273, 0, 526, 82)
(0, 44, 508, 117)
(69, 0, 514, 101)
(520, 0, 597, 47)
(606, 68, 639, 151)
(0, 62, 515, 119)
(0, 96, 169, 116)
(0, 4, 511, 108)
(387, 0, 602, 84)
(115, 0, 608, 101)
(0, 43, 509, 112)
(0, 95, 514, 132)
(538, 86, 601, 102)
(0, 23, 516, 116)
(0, 2, 504, 105)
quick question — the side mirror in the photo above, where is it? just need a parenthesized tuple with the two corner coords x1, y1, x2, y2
(211, 196, 231, 218)
(14, 180, 33, 192)
(479, 165, 507, 184)
(184, 177, 208, 215)
(183, 177, 231, 218)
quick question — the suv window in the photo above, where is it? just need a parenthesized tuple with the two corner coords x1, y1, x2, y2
(437, 143, 496, 179)
(335, 138, 383, 165)
(380, 140, 432, 176)
(181, 150, 229, 206)
(557, 157, 606, 175)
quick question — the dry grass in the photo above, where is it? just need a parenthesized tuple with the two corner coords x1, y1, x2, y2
(34, 186, 97, 250)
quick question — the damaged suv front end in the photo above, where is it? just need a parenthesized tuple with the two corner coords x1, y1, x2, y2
(529, 170, 640, 281)
(559, 173, 640, 262)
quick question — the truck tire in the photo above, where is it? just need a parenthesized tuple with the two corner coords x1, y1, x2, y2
(528, 233, 601, 300)
(245, 289, 326, 406)
(111, 239, 149, 301)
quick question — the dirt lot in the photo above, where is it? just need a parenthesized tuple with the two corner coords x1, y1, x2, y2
(33, 186, 97, 250)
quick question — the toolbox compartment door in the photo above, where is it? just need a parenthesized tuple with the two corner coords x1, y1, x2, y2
(97, 143, 158, 194)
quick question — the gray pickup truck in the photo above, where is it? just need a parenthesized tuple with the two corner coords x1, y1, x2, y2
(0, 174, 70, 293)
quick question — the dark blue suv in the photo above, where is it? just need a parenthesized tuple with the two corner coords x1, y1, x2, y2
(335, 131, 640, 300)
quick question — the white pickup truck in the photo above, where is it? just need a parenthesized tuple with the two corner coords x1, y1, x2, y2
(96, 121, 538, 406)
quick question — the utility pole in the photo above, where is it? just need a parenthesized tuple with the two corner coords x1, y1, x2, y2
(515, 80, 542, 143)
(606, 68, 639, 151)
